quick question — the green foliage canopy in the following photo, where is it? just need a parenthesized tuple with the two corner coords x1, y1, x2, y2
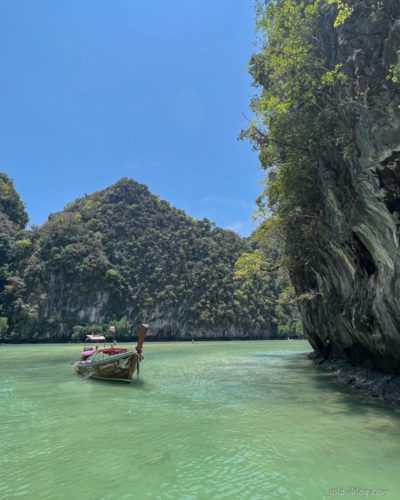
(0, 173, 28, 229)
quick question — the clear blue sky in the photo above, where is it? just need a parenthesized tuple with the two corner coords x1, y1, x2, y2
(0, 0, 262, 236)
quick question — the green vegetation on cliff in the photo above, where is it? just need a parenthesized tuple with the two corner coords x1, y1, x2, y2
(0, 173, 29, 339)
(244, 0, 400, 371)
(0, 176, 296, 341)
(242, 0, 348, 278)
(0, 173, 29, 231)
(242, 0, 400, 286)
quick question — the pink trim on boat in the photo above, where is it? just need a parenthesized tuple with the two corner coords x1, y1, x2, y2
(82, 349, 96, 355)
(103, 348, 128, 355)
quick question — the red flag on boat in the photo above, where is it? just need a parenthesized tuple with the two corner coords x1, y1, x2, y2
(109, 325, 115, 333)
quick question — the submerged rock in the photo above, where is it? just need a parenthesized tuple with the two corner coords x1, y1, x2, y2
(313, 355, 400, 404)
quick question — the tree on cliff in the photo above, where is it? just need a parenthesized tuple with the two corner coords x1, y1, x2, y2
(0, 173, 30, 338)
(0, 173, 28, 230)
(241, 0, 339, 276)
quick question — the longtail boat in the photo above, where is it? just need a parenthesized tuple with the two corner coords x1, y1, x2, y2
(74, 324, 149, 382)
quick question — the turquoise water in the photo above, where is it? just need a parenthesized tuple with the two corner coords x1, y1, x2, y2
(1, 341, 400, 499)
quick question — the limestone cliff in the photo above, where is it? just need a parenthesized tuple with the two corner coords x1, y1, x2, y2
(293, 0, 400, 373)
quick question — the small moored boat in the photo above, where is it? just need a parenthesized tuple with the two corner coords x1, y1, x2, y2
(74, 324, 149, 382)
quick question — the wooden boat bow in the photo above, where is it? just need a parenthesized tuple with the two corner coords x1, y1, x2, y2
(129, 323, 149, 379)
(136, 323, 149, 353)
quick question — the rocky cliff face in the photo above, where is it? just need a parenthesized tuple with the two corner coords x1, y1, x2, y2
(294, 0, 400, 373)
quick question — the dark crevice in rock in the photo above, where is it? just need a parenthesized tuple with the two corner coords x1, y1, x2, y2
(352, 233, 376, 277)
(377, 151, 400, 213)
(343, 344, 376, 369)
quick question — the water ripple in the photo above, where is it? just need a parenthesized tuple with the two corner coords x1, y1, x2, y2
(1, 341, 400, 499)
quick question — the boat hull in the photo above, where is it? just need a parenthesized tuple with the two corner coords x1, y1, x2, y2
(75, 352, 139, 382)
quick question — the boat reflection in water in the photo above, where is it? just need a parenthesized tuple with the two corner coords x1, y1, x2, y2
(74, 324, 149, 382)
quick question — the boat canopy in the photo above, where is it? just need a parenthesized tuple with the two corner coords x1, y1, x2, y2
(86, 335, 106, 341)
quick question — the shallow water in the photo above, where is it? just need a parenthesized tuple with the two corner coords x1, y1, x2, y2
(1, 341, 399, 499)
